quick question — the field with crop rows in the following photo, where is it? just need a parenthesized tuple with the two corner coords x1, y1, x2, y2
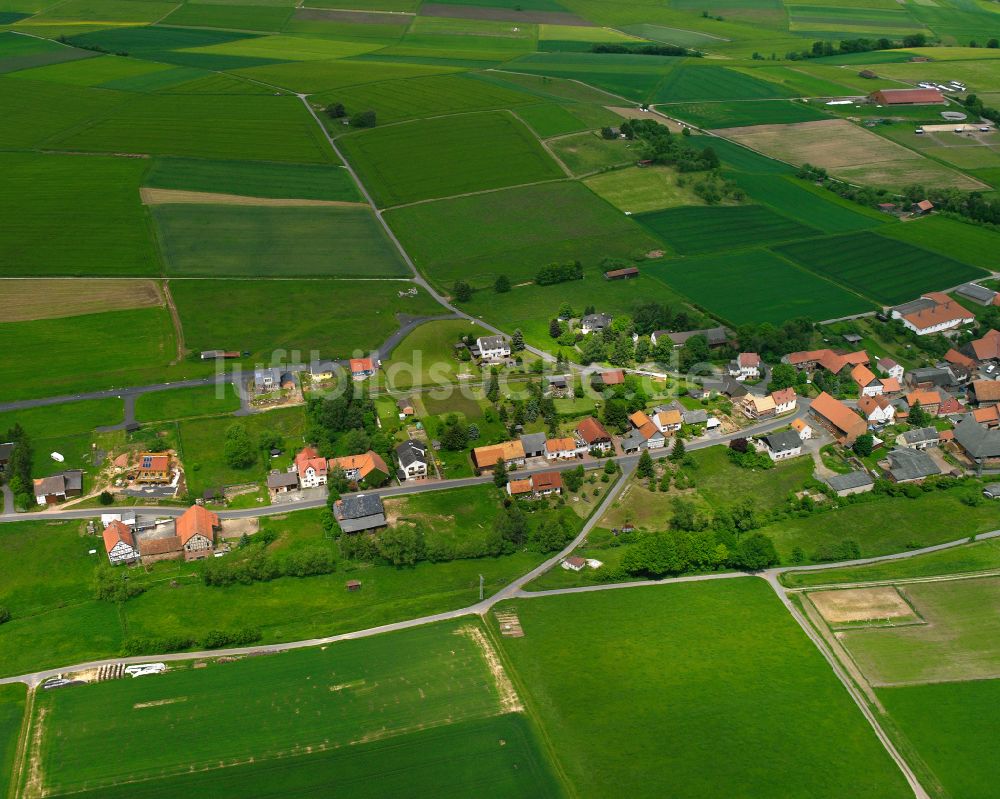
(774, 231, 986, 304)
(665, 99, 830, 128)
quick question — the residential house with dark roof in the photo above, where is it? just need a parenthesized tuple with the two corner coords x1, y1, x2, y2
(334, 494, 386, 533)
(761, 430, 803, 461)
(395, 440, 428, 482)
(897, 427, 939, 449)
(660, 326, 731, 348)
(884, 447, 940, 483)
(545, 375, 569, 397)
(267, 470, 299, 498)
(580, 313, 612, 335)
(475, 335, 511, 362)
(954, 417, 1000, 468)
(33, 470, 83, 506)
(254, 367, 283, 393)
(519, 432, 547, 459)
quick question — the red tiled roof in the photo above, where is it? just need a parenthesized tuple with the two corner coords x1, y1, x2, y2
(350, 357, 374, 373)
(873, 88, 944, 104)
(972, 380, 1000, 402)
(770, 387, 796, 406)
(907, 389, 941, 408)
(472, 440, 525, 469)
(811, 391, 866, 441)
(629, 410, 652, 429)
(295, 446, 327, 477)
(851, 364, 879, 388)
(545, 437, 577, 453)
(176, 505, 219, 547)
(102, 520, 135, 555)
(971, 329, 1000, 361)
(903, 299, 973, 332)
(576, 416, 611, 444)
(330, 450, 389, 480)
(738, 352, 760, 368)
(507, 478, 532, 495)
(531, 471, 563, 492)
(937, 397, 966, 415)
(137, 452, 169, 472)
(601, 369, 625, 385)
(858, 395, 891, 416)
(973, 405, 1000, 424)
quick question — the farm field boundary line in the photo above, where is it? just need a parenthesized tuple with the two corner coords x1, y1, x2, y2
(139, 188, 369, 207)
(784, 568, 1000, 594)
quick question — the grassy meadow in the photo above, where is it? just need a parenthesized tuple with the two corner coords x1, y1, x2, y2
(134, 384, 241, 422)
(0, 684, 25, 799)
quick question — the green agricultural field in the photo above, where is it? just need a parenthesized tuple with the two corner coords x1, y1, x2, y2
(134, 384, 241, 422)
(170, 279, 445, 364)
(755, 487, 1000, 563)
(160, 2, 294, 31)
(879, 679, 1000, 799)
(339, 111, 565, 207)
(877, 214, 1000, 272)
(665, 99, 829, 128)
(836, 575, 1000, 685)
(0, 30, 98, 73)
(0, 684, 25, 799)
(782, 537, 1000, 588)
(152, 204, 408, 277)
(0, 307, 183, 402)
(382, 318, 490, 388)
(0, 150, 159, 277)
(502, 52, 675, 102)
(635, 204, 821, 255)
(583, 165, 710, 213)
(774, 231, 987, 305)
(646, 249, 873, 324)
(6, 52, 165, 85)
(728, 173, 886, 234)
(497, 580, 911, 798)
(385, 181, 660, 288)
(236, 58, 459, 94)
(546, 130, 638, 174)
(651, 65, 794, 103)
(0, 398, 122, 441)
(28, 621, 558, 797)
(45, 94, 334, 164)
(47, 716, 559, 799)
(321, 72, 539, 125)
(144, 158, 360, 201)
(514, 102, 596, 137)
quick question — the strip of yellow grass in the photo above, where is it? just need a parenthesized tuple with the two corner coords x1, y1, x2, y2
(140, 188, 367, 207)
(0, 279, 162, 323)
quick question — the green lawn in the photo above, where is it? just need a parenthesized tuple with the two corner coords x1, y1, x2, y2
(0, 150, 159, 277)
(30, 620, 558, 797)
(381, 318, 488, 389)
(143, 158, 360, 202)
(0, 684, 25, 799)
(170, 279, 446, 364)
(0, 398, 122, 441)
(879, 679, 1000, 799)
(339, 111, 565, 207)
(153, 204, 408, 277)
(583, 165, 709, 213)
(546, 130, 638, 175)
(496, 579, 911, 798)
(386, 181, 659, 288)
(782, 537, 1000, 588)
(134, 384, 241, 423)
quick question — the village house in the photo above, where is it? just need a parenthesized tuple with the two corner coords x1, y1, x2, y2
(937, 396, 967, 416)
(954, 416, 1000, 470)
(349, 357, 377, 381)
(728, 352, 761, 381)
(475, 335, 511, 362)
(135, 452, 171, 484)
(575, 417, 613, 454)
(176, 505, 220, 560)
(507, 470, 563, 499)
(545, 375, 570, 397)
(785, 349, 868, 375)
(771, 387, 797, 415)
(897, 427, 939, 450)
(267, 470, 299, 499)
(944, 349, 977, 381)
(519, 432, 547, 459)
(956, 283, 999, 306)
(906, 389, 941, 415)
(472, 440, 526, 473)
(810, 391, 866, 445)
(658, 326, 731, 349)
(740, 393, 776, 420)
(970, 379, 1000, 407)
(851, 364, 883, 397)
(891, 293, 974, 336)
(33, 470, 83, 506)
(651, 408, 682, 434)
(294, 446, 328, 488)
(597, 369, 625, 388)
(102, 519, 139, 565)
(911, 199, 935, 215)
(334, 494, 386, 533)
(826, 470, 875, 497)
(396, 398, 415, 420)
(308, 361, 335, 381)
(625, 410, 666, 450)
(791, 418, 813, 440)
(969, 329, 1000, 365)
(972, 405, 1000, 428)
(857, 395, 895, 427)
(760, 430, 803, 461)
(884, 447, 940, 483)
(329, 451, 389, 487)
(876, 357, 904, 383)
(254, 367, 281, 393)
(545, 436, 581, 461)
(580, 313, 612, 335)
(395, 440, 429, 481)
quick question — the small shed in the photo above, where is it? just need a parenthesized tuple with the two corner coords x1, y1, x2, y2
(346, 579, 362, 591)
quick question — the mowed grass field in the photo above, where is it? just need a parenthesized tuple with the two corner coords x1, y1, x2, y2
(774, 231, 987, 304)
(835, 575, 1000, 686)
(170, 279, 445, 363)
(0, 684, 25, 799)
(339, 111, 565, 207)
(879, 679, 1000, 799)
(644, 249, 873, 325)
(28, 621, 560, 797)
(385, 181, 660, 288)
(143, 158, 361, 202)
(0, 151, 159, 277)
(635, 204, 821, 255)
(152, 204, 408, 277)
(497, 580, 911, 798)
(382, 318, 489, 388)
(134, 384, 241, 422)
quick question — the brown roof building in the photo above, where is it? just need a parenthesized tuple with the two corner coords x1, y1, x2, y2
(870, 88, 945, 105)
(810, 391, 866, 445)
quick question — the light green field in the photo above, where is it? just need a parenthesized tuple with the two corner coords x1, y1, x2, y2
(134, 384, 241, 422)
(546, 129, 638, 174)
(28, 621, 559, 797)
(0, 150, 158, 277)
(385, 180, 659, 288)
(236, 58, 461, 94)
(7, 53, 172, 86)
(0, 684, 24, 799)
(497, 580, 911, 798)
(160, 2, 294, 31)
(584, 164, 711, 212)
(152, 204, 409, 277)
(382, 318, 489, 388)
(0, 398, 123, 441)
(339, 111, 565, 207)
(835, 575, 1000, 685)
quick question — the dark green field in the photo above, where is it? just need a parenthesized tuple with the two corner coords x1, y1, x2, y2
(153, 204, 408, 277)
(665, 99, 830, 128)
(645, 248, 873, 324)
(497, 580, 911, 798)
(774, 231, 987, 304)
(635, 204, 821, 254)
(0, 684, 25, 799)
(651, 65, 795, 103)
(339, 111, 565, 207)
(144, 158, 360, 201)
